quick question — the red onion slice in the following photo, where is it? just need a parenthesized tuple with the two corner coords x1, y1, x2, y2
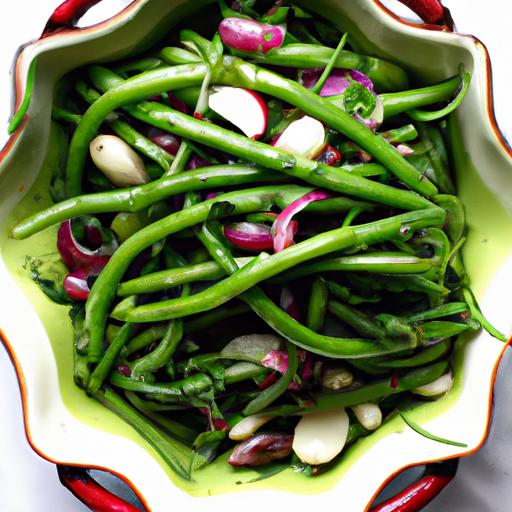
(57, 220, 116, 272)
(301, 68, 375, 97)
(272, 190, 331, 252)
(224, 222, 274, 251)
(147, 128, 181, 156)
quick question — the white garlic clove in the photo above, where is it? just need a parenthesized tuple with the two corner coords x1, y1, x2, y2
(351, 403, 382, 431)
(292, 409, 349, 465)
(229, 415, 273, 441)
(90, 135, 150, 188)
(273, 116, 326, 159)
(412, 370, 454, 397)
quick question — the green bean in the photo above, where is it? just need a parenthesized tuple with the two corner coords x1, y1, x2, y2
(109, 372, 212, 403)
(403, 302, 469, 323)
(272, 252, 436, 283)
(434, 194, 465, 244)
(243, 341, 298, 415)
(119, 251, 435, 297)
(94, 387, 193, 481)
(307, 278, 328, 332)
(311, 33, 348, 94)
(118, 258, 253, 296)
(419, 320, 476, 342)
(124, 391, 197, 445)
(184, 303, 252, 334)
(381, 75, 461, 118)
(113, 57, 163, 75)
(346, 273, 449, 300)
(125, 324, 167, 357)
(52, 105, 82, 124)
(115, 208, 445, 323)
(224, 362, 269, 386)
(414, 122, 455, 195)
(371, 339, 451, 370)
(406, 68, 471, 122)
(83, 185, 302, 362)
(261, 360, 450, 417)
(129, 320, 184, 379)
(324, 280, 381, 305)
(196, 223, 417, 359)
(12, 166, 281, 239)
(344, 163, 390, 179)
(327, 301, 389, 340)
(160, 47, 200, 65)
(235, 44, 410, 91)
(342, 207, 364, 227)
(462, 288, 507, 342)
(381, 124, 419, 144)
(87, 323, 134, 394)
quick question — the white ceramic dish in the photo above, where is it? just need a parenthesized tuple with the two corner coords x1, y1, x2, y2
(1, 1, 512, 510)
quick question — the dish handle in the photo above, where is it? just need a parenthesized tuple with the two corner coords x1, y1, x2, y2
(42, 0, 112, 35)
(57, 461, 456, 512)
(41, 0, 453, 37)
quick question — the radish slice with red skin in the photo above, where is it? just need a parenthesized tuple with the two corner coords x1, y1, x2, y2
(219, 17, 286, 54)
(272, 190, 332, 252)
(224, 222, 274, 251)
(208, 86, 268, 140)
(273, 116, 326, 159)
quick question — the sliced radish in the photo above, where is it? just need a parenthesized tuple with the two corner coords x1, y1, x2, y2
(273, 116, 326, 159)
(292, 409, 350, 465)
(208, 86, 268, 140)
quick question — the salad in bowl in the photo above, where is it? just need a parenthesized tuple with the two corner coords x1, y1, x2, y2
(1, 0, 511, 510)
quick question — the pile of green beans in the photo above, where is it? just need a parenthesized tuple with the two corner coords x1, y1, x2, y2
(14, 0, 505, 481)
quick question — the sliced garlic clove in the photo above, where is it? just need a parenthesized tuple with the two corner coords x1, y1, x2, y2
(351, 403, 382, 431)
(229, 415, 273, 441)
(273, 116, 326, 159)
(292, 409, 349, 465)
(412, 370, 453, 397)
(90, 135, 150, 188)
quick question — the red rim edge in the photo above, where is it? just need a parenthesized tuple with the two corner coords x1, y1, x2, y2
(0, 0, 509, 511)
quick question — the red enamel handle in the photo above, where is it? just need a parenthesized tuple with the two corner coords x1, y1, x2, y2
(43, 0, 107, 35)
(58, 463, 454, 512)
(396, 0, 444, 24)
(371, 473, 454, 512)
(57, 466, 142, 512)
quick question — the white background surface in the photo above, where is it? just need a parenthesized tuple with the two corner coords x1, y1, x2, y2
(0, 1, 511, 511)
